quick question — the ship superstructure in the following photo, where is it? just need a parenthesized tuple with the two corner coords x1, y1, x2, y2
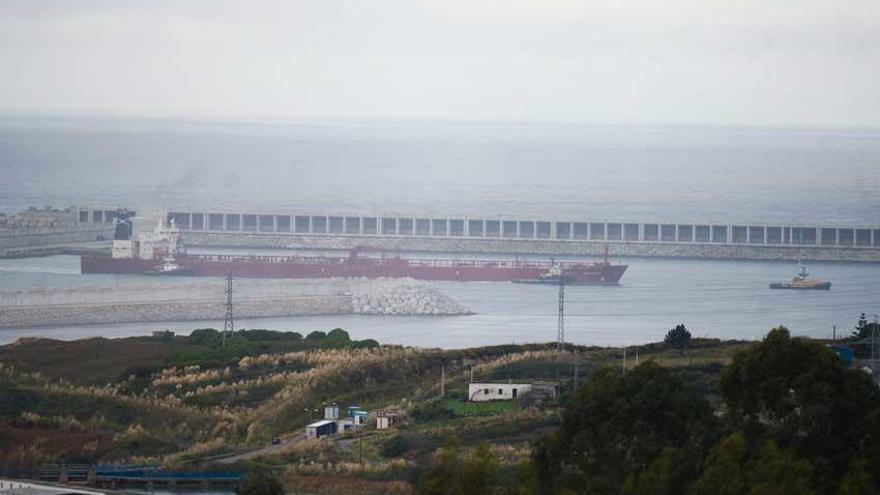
(769, 263, 831, 290)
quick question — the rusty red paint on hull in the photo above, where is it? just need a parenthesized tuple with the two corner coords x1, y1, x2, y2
(81, 254, 627, 284)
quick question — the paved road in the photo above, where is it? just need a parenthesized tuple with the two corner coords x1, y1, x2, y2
(215, 434, 307, 464)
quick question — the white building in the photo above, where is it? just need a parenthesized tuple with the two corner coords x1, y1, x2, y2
(467, 382, 558, 402)
(376, 414, 397, 430)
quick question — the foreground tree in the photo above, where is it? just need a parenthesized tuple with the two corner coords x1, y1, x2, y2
(688, 433, 748, 495)
(836, 459, 876, 495)
(721, 326, 880, 492)
(664, 324, 692, 355)
(533, 361, 714, 495)
(418, 439, 507, 495)
(747, 440, 815, 495)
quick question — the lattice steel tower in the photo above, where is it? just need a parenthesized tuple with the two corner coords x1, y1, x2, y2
(223, 273, 234, 347)
(557, 268, 565, 351)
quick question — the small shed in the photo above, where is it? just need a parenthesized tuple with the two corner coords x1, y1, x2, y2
(305, 419, 337, 439)
(324, 404, 340, 420)
(376, 414, 397, 430)
(351, 410, 368, 427)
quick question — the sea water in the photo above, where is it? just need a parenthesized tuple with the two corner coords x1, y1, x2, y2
(1, 117, 879, 347)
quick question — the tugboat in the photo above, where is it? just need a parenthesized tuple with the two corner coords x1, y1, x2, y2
(769, 264, 831, 290)
(148, 255, 195, 276)
(512, 265, 575, 285)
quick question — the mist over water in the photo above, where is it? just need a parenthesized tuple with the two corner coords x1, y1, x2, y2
(2, 117, 879, 225)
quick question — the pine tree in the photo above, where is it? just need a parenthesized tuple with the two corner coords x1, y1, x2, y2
(664, 324, 692, 355)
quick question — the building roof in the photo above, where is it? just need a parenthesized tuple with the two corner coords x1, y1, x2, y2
(306, 419, 337, 428)
(469, 381, 557, 386)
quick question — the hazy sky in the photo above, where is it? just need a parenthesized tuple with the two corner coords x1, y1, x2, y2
(1, 0, 878, 127)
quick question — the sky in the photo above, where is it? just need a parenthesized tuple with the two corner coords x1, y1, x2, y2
(1, 0, 878, 127)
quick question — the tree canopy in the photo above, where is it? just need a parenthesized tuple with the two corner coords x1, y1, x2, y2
(531, 326, 880, 494)
(721, 326, 880, 491)
(664, 324, 692, 354)
(533, 361, 714, 495)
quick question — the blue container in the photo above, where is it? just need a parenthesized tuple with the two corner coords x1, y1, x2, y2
(829, 345, 854, 366)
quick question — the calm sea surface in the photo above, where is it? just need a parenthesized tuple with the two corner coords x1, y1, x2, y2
(1, 117, 878, 347)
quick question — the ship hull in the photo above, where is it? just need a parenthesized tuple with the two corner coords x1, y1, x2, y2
(81, 255, 627, 284)
(769, 282, 831, 290)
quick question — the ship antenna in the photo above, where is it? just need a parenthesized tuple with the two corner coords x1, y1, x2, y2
(223, 273, 234, 347)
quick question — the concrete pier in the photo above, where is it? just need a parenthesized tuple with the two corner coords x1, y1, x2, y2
(155, 209, 880, 263)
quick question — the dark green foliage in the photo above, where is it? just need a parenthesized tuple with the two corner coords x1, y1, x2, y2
(417, 439, 530, 495)
(381, 434, 412, 458)
(0, 389, 42, 419)
(837, 459, 876, 495)
(747, 440, 814, 495)
(327, 328, 349, 340)
(721, 326, 880, 491)
(533, 361, 714, 495)
(665, 323, 692, 354)
(353, 338, 380, 349)
(166, 327, 372, 366)
(187, 328, 222, 345)
(485, 359, 582, 382)
(236, 466, 284, 495)
(411, 400, 456, 422)
(689, 433, 748, 495)
(621, 447, 679, 495)
(851, 313, 880, 341)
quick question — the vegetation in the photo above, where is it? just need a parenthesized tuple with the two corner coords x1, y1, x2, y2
(417, 439, 535, 495)
(532, 326, 880, 494)
(534, 361, 714, 494)
(664, 323, 692, 354)
(851, 313, 880, 341)
(3, 322, 877, 494)
(236, 466, 285, 495)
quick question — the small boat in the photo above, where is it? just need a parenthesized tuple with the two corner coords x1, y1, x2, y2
(769, 264, 831, 290)
(147, 255, 195, 276)
(513, 265, 575, 285)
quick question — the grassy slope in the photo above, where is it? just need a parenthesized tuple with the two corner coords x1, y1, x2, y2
(0, 333, 751, 488)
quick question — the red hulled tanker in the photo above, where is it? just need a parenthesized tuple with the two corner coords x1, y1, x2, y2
(82, 217, 627, 284)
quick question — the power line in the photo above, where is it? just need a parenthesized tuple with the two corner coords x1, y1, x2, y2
(223, 272, 234, 348)
(557, 267, 565, 351)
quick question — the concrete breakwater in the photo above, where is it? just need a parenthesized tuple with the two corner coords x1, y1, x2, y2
(182, 231, 880, 263)
(0, 278, 471, 329)
(0, 226, 114, 258)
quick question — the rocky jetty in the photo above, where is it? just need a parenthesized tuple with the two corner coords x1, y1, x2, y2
(0, 278, 472, 329)
(350, 278, 472, 316)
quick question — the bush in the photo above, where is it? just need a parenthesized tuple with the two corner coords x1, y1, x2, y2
(410, 401, 456, 422)
(236, 466, 284, 495)
(381, 435, 411, 458)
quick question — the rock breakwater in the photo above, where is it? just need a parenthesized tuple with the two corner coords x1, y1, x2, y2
(350, 279, 472, 315)
(0, 278, 471, 329)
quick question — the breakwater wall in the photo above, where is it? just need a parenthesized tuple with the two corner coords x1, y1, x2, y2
(68, 207, 880, 262)
(0, 279, 471, 329)
(0, 226, 114, 257)
(181, 231, 880, 263)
